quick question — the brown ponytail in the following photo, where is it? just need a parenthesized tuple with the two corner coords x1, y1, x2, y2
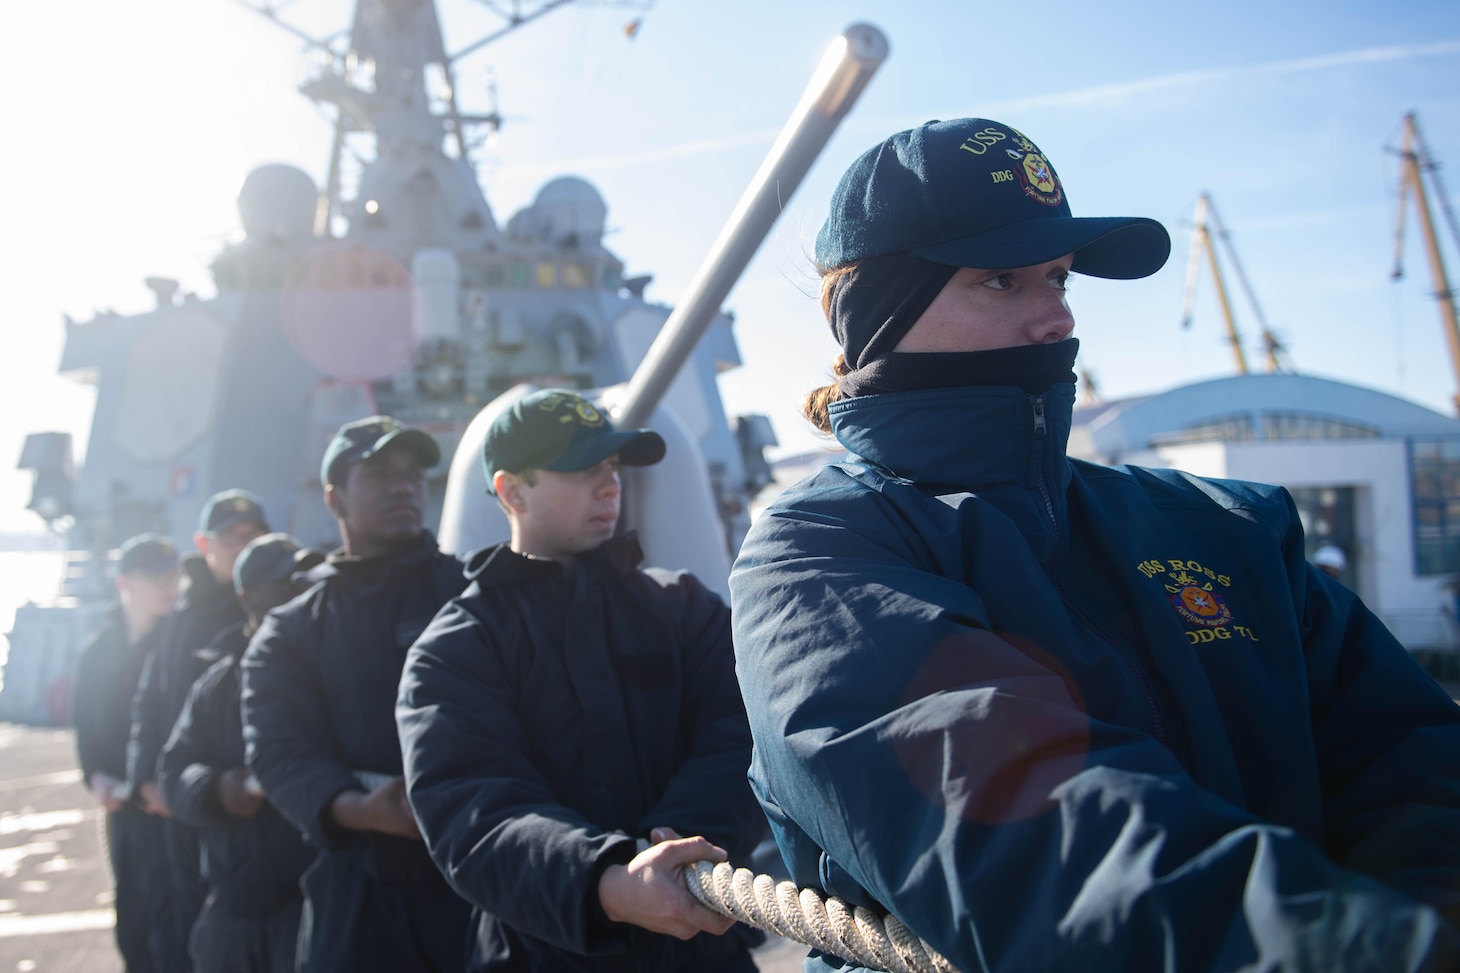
(803, 266, 858, 434)
(802, 355, 853, 434)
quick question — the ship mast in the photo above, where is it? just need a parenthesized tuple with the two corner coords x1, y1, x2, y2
(1391, 111, 1460, 415)
(1180, 192, 1289, 374)
(229, 0, 642, 241)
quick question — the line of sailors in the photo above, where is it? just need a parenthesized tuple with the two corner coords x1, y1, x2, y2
(73, 391, 765, 973)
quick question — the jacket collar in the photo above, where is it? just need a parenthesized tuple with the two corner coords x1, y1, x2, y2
(465, 532, 644, 587)
(828, 380, 1077, 564)
(829, 381, 1075, 492)
(306, 530, 440, 586)
(177, 556, 235, 613)
(193, 620, 249, 667)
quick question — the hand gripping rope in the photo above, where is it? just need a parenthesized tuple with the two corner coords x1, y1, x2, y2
(683, 860, 958, 973)
(361, 768, 958, 973)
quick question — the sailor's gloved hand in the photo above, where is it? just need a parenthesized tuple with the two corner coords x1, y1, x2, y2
(329, 775, 421, 839)
(216, 767, 265, 819)
(597, 827, 736, 939)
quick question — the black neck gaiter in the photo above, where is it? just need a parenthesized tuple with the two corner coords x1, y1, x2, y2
(840, 338, 1080, 398)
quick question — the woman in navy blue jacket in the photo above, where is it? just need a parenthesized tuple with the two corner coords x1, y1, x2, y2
(729, 117, 1460, 972)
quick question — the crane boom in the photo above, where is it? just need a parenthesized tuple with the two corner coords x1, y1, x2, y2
(1394, 112, 1460, 415)
(1183, 193, 1249, 374)
(1180, 192, 1292, 374)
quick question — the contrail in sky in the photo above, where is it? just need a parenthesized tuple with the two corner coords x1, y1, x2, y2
(494, 39, 1460, 179)
(965, 39, 1460, 116)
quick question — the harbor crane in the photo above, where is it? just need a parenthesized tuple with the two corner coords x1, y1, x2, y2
(1180, 192, 1290, 374)
(1391, 111, 1460, 415)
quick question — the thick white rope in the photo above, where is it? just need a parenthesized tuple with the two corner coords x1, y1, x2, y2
(684, 861, 958, 973)
(360, 773, 956, 971)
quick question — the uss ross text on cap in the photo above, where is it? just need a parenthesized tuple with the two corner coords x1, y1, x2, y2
(320, 416, 441, 486)
(815, 117, 1170, 279)
(482, 389, 665, 493)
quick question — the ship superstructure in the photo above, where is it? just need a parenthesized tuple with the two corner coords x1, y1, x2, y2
(6, 0, 776, 722)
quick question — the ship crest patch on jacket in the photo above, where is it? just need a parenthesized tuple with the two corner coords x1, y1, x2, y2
(1136, 557, 1242, 631)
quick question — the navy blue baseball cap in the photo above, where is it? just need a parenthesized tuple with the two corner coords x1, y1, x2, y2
(815, 118, 1170, 278)
(198, 489, 269, 535)
(483, 389, 665, 492)
(117, 533, 179, 577)
(321, 416, 441, 486)
(233, 532, 316, 591)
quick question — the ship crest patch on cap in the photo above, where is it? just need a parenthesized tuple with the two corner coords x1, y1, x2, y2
(535, 390, 606, 429)
(1007, 132, 1063, 207)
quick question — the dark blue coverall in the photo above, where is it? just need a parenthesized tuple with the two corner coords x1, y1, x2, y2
(398, 535, 765, 973)
(74, 609, 172, 973)
(129, 555, 244, 972)
(159, 623, 315, 972)
(242, 533, 473, 973)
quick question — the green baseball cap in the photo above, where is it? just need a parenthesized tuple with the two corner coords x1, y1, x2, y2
(482, 389, 665, 493)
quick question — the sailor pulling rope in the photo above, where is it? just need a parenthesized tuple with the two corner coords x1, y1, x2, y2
(356, 770, 957, 973)
(682, 860, 958, 973)
(367, 593, 954, 966)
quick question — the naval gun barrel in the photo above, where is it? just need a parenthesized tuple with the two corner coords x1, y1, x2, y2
(614, 23, 889, 430)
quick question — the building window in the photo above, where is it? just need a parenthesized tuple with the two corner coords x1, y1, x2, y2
(1261, 413, 1379, 440)
(536, 262, 557, 287)
(1409, 439, 1460, 575)
(1152, 413, 1254, 446)
(1289, 486, 1358, 589)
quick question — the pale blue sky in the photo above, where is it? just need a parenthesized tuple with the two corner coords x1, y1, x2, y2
(3, 0, 1459, 531)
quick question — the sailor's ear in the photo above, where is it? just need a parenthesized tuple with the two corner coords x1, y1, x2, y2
(493, 471, 526, 514)
(323, 481, 346, 519)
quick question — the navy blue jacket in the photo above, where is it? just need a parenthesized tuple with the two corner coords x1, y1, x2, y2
(730, 375, 1460, 972)
(129, 556, 243, 788)
(242, 531, 473, 973)
(397, 535, 764, 972)
(157, 622, 314, 919)
(75, 608, 157, 795)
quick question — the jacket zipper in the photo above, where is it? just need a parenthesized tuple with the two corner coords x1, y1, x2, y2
(1029, 394, 1167, 744)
